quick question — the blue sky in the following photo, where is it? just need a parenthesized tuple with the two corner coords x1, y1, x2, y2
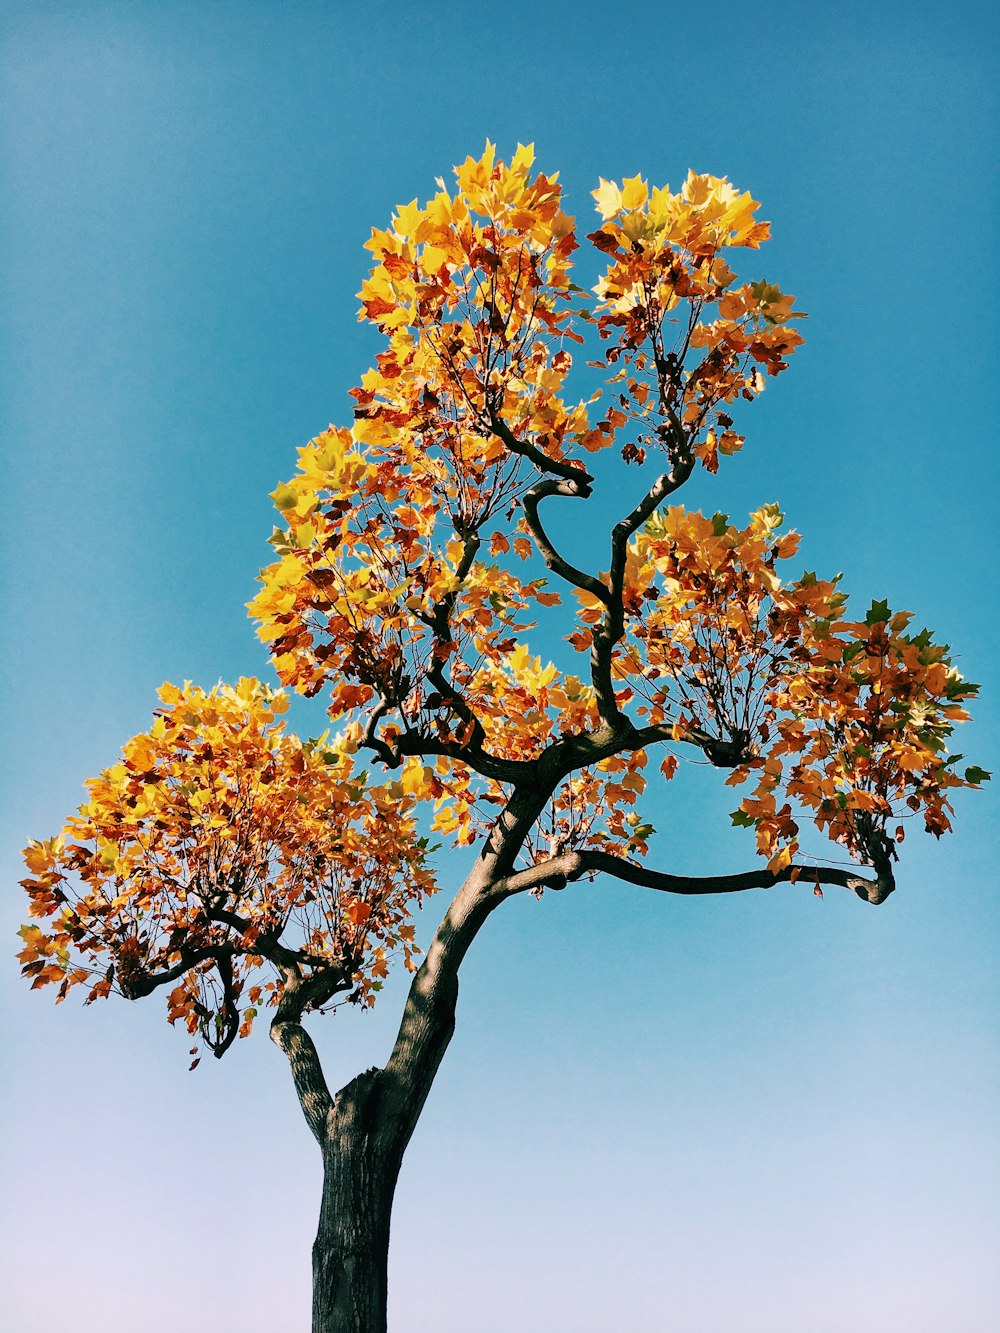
(2, 2, 998, 1330)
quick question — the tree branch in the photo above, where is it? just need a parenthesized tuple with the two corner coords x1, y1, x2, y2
(628, 720, 752, 768)
(119, 942, 231, 1000)
(587, 464, 694, 730)
(521, 478, 609, 602)
(203, 903, 348, 974)
(359, 698, 537, 785)
(355, 525, 539, 785)
(488, 412, 624, 725)
(488, 407, 594, 485)
(493, 847, 896, 905)
(539, 714, 746, 786)
(210, 949, 240, 1058)
(375, 785, 552, 1161)
(607, 463, 693, 626)
(270, 967, 352, 1147)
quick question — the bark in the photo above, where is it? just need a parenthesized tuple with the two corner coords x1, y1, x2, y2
(283, 778, 894, 1332)
(293, 786, 551, 1333)
(312, 1071, 401, 1333)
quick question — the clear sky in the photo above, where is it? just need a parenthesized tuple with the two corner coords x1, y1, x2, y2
(2, 2, 998, 1330)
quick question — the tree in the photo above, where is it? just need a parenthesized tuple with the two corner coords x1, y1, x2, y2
(19, 145, 987, 1333)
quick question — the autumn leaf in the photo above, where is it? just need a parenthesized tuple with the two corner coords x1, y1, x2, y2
(23, 145, 985, 1077)
(18, 680, 438, 1057)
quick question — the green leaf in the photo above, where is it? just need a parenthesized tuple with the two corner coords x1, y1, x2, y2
(271, 482, 298, 512)
(268, 526, 295, 554)
(964, 766, 991, 785)
(865, 598, 891, 627)
(947, 677, 979, 699)
(730, 810, 756, 828)
(749, 279, 781, 306)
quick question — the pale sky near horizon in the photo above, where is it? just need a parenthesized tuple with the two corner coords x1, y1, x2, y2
(2, 2, 998, 1330)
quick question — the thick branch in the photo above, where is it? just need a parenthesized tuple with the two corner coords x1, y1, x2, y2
(587, 464, 694, 729)
(270, 967, 353, 1147)
(494, 847, 896, 905)
(425, 660, 488, 744)
(376, 785, 552, 1160)
(537, 714, 743, 787)
(360, 699, 396, 766)
(628, 720, 752, 768)
(119, 942, 231, 1000)
(357, 525, 536, 785)
(203, 903, 340, 972)
(608, 463, 693, 624)
(521, 478, 609, 602)
(488, 407, 594, 485)
(211, 950, 240, 1058)
(360, 702, 537, 784)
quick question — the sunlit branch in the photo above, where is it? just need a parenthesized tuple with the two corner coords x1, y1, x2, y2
(270, 967, 351, 1147)
(380, 787, 551, 1147)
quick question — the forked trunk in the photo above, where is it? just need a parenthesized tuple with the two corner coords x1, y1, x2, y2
(313, 1072, 401, 1333)
(301, 791, 552, 1331)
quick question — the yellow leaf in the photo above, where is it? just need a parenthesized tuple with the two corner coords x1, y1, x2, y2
(620, 175, 648, 211)
(592, 178, 623, 220)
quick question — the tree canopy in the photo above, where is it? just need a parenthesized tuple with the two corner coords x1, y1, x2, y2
(20, 144, 986, 1063)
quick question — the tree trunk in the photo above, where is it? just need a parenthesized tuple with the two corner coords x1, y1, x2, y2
(306, 789, 553, 1331)
(312, 1070, 401, 1333)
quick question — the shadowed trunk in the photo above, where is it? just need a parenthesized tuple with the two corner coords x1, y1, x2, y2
(307, 787, 549, 1332)
(313, 1071, 401, 1333)
(278, 778, 893, 1331)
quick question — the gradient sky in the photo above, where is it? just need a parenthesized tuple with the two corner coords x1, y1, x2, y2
(2, 3, 998, 1330)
